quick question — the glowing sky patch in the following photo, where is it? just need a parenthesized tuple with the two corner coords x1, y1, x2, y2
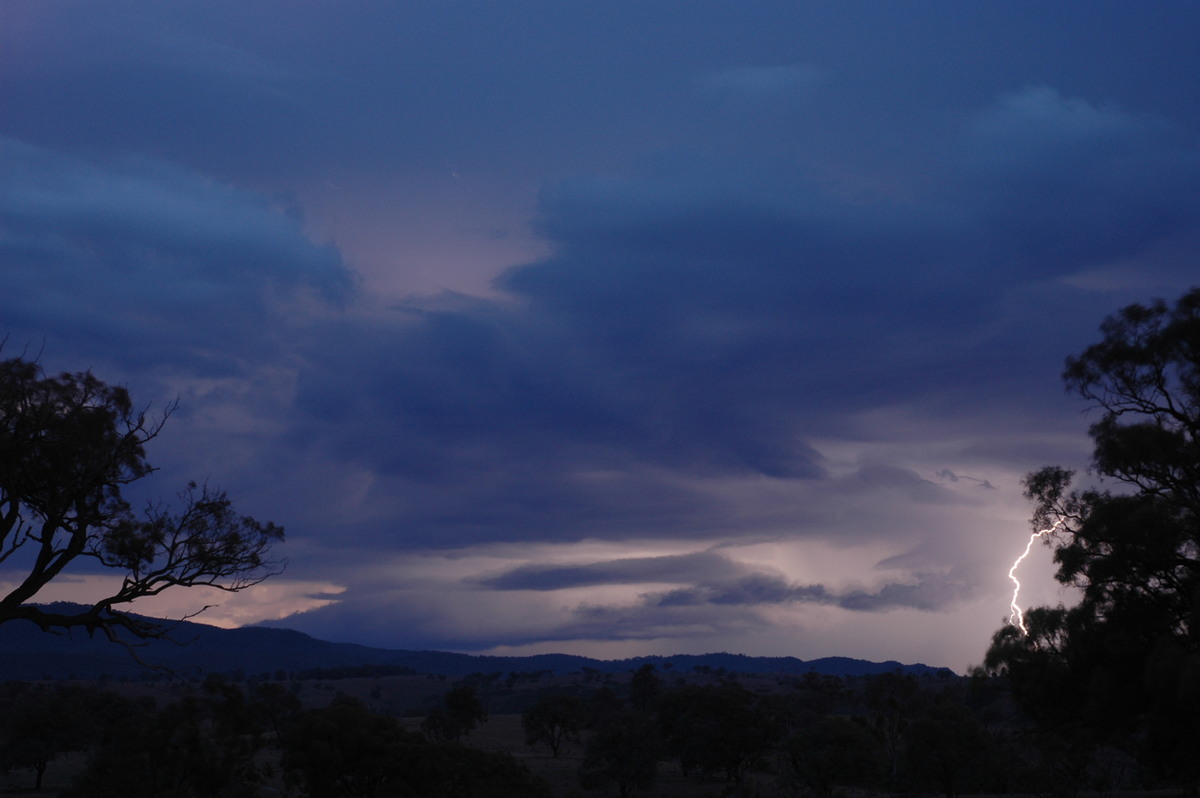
(0, 574, 346, 630)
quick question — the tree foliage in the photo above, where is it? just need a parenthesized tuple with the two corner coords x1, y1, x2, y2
(627, 663, 660, 711)
(0, 356, 283, 642)
(985, 287, 1200, 786)
(0, 683, 89, 790)
(421, 684, 486, 743)
(0, 667, 1062, 798)
(781, 715, 881, 798)
(578, 710, 659, 798)
(284, 697, 418, 798)
(656, 683, 781, 784)
(903, 698, 991, 798)
(284, 696, 549, 798)
(522, 693, 585, 757)
(64, 686, 264, 798)
(863, 670, 919, 780)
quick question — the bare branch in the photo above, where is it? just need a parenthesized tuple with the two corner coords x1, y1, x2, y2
(0, 355, 284, 646)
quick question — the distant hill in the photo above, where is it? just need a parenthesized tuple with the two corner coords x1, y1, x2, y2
(0, 603, 955, 681)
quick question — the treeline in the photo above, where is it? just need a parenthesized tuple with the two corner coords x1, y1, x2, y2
(0, 677, 547, 797)
(519, 665, 1048, 798)
(0, 665, 1159, 797)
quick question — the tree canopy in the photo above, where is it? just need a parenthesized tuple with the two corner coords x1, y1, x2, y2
(985, 287, 1200, 786)
(522, 693, 585, 758)
(0, 355, 283, 643)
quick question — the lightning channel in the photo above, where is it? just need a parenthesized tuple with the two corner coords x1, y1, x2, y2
(1008, 519, 1065, 635)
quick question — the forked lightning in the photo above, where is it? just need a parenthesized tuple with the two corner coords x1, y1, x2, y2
(1008, 519, 1065, 635)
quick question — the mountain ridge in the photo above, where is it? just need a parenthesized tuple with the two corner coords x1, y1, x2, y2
(0, 603, 956, 681)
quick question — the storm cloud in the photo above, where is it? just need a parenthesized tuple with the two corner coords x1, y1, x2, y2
(2, 1, 1197, 668)
(0, 136, 355, 377)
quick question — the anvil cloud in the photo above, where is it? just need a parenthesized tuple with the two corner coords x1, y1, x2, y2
(2, 2, 1198, 670)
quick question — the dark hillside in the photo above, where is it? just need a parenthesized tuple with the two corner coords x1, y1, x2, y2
(0, 603, 954, 681)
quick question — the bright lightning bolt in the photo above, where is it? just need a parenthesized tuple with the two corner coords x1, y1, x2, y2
(1008, 519, 1065, 635)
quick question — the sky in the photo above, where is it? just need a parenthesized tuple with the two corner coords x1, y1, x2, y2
(2, 1, 1199, 672)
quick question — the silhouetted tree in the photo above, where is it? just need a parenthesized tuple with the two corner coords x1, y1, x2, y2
(793, 672, 846, 717)
(436, 745, 554, 798)
(0, 356, 284, 643)
(585, 685, 624, 727)
(904, 698, 990, 798)
(284, 696, 549, 798)
(523, 693, 585, 757)
(66, 690, 263, 798)
(628, 663, 660, 711)
(986, 287, 1200, 789)
(249, 680, 303, 744)
(284, 696, 414, 797)
(656, 682, 781, 784)
(578, 710, 659, 798)
(781, 715, 882, 798)
(862, 670, 919, 781)
(0, 683, 87, 790)
(421, 684, 485, 742)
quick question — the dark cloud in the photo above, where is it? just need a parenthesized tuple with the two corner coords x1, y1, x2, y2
(6, 2, 1200, 663)
(474, 551, 750, 591)
(267, 78, 1200, 557)
(937, 470, 996, 490)
(703, 574, 831, 607)
(265, 560, 978, 652)
(7, 75, 1197, 565)
(834, 466, 967, 504)
(0, 137, 356, 377)
(957, 87, 1200, 272)
(648, 569, 971, 613)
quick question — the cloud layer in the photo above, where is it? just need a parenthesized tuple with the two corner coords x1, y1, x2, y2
(3, 2, 1198, 669)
